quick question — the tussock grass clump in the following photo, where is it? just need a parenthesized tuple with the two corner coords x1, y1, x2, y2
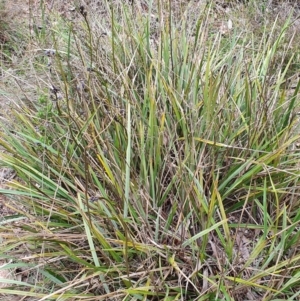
(0, 1, 300, 300)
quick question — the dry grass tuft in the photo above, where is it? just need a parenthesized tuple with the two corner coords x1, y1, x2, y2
(0, 1, 300, 300)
